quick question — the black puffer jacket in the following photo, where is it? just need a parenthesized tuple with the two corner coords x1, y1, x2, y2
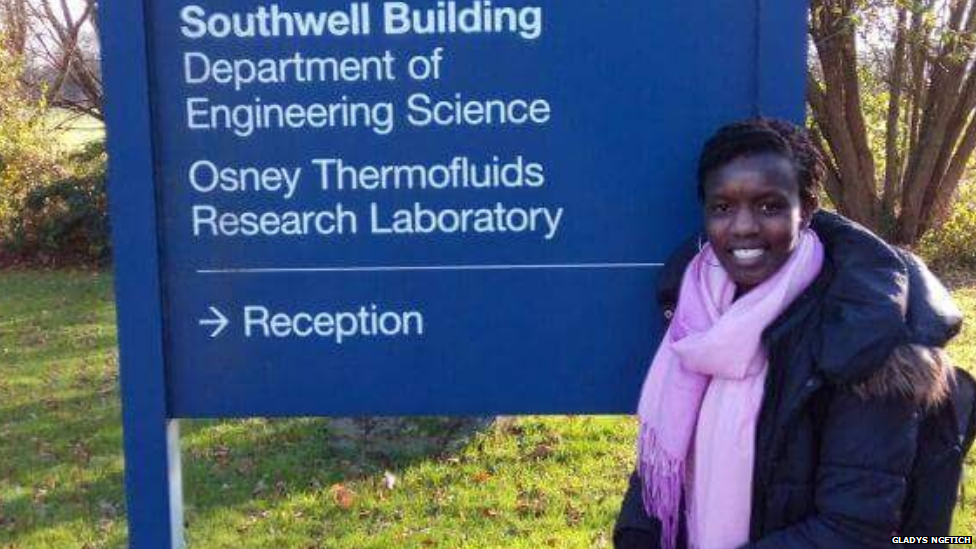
(613, 211, 963, 548)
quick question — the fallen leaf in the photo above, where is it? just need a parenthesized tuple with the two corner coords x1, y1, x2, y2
(331, 483, 356, 510)
(527, 443, 555, 460)
(565, 503, 584, 525)
(472, 471, 492, 483)
(213, 445, 232, 468)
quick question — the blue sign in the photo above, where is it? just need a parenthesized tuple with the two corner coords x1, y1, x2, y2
(100, 1, 807, 546)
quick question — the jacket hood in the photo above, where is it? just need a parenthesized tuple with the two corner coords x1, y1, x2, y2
(900, 249, 963, 347)
(809, 212, 962, 406)
(850, 249, 963, 408)
(808, 211, 908, 385)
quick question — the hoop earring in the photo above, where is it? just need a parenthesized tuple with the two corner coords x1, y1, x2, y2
(697, 235, 723, 268)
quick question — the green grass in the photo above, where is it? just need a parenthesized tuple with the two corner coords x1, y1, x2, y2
(0, 270, 974, 548)
(44, 109, 104, 151)
(948, 275, 976, 545)
(0, 271, 122, 547)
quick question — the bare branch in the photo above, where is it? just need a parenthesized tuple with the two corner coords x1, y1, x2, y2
(809, 120, 846, 207)
(22, 0, 102, 119)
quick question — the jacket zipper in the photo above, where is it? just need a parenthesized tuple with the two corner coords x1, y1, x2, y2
(752, 374, 823, 538)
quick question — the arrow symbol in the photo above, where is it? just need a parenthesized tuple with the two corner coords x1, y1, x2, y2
(199, 306, 229, 338)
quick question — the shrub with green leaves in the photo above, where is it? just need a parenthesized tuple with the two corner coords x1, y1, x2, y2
(919, 181, 976, 271)
(0, 46, 63, 232)
(2, 141, 110, 265)
(0, 45, 109, 266)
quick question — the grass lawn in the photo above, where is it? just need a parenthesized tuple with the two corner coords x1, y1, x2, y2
(44, 109, 104, 151)
(0, 270, 974, 548)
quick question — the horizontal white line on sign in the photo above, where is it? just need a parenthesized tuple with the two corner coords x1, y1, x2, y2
(196, 262, 665, 274)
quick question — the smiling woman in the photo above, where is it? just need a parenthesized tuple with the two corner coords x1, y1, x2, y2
(699, 141, 819, 294)
(614, 118, 967, 549)
(701, 154, 812, 294)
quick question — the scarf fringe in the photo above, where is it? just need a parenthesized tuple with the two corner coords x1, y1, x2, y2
(637, 423, 684, 549)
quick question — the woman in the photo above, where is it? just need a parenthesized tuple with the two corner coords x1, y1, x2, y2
(613, 118, 963, 549)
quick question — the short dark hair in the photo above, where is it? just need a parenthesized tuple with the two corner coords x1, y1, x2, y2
(696, 117, 824, 204)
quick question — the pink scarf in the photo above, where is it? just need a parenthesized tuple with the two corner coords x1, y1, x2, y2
(636, 229, 824, 549)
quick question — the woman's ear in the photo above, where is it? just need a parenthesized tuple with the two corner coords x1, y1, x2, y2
(800, 193, 820, 230)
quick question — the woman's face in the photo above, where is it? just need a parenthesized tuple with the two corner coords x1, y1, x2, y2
(702, 153, 816, 293)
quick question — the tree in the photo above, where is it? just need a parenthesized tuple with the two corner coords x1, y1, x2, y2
(0, 0, 101, 120)
(808, 0, 976, 245)
(0, 0, 27, 56)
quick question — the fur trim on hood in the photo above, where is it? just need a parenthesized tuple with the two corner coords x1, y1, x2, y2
(852, 344, 956, 410)
(850, 248, 964, 410)
(805, 214, 962, 399)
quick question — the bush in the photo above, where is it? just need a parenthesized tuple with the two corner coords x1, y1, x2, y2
(1, 141, 109, 266)
(918, 181, 976, 271)
(0, 45, 109, 267)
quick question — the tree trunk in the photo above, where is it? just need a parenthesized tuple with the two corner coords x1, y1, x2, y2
(808, 0, 879, 230)
(882, 6, 907, 229)
(897, 0, 976, 243)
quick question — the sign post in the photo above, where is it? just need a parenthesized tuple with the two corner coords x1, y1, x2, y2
(99, 1, 807, 546)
